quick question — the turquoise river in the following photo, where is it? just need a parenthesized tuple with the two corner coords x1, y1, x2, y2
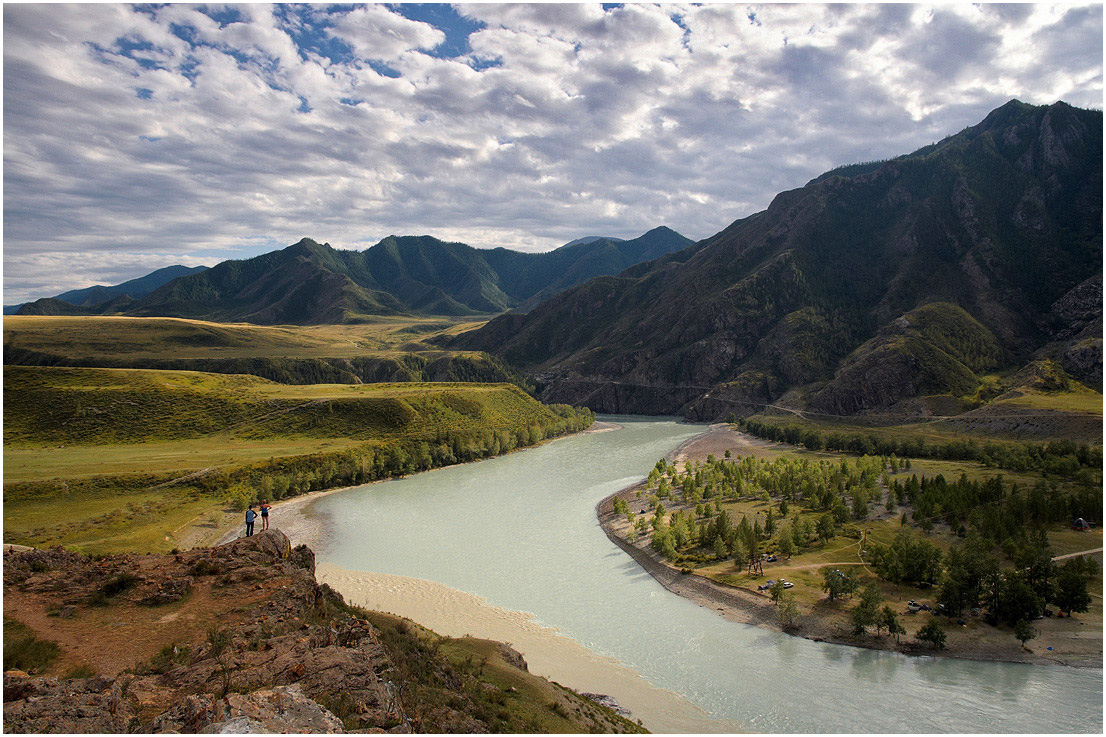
(309, 416, 1103, 733)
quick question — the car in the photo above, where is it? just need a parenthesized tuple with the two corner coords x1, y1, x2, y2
(906, 600, 922, 612)
(765, 554, 778, 562)
(781, 581, 794, 589)
(757, 580, 777, 591)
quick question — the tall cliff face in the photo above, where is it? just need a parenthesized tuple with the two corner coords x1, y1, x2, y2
(456, 101, 1103, 418)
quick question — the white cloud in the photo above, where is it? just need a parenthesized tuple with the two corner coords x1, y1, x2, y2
(328, 4, 445, 60)
(3, 3, 1102, 304)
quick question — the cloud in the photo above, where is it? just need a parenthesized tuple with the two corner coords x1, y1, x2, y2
(3, 3, 1102, 304)
(328, 4, 445, 60)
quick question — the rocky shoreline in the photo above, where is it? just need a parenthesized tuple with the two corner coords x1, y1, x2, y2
(597, 424, 1103, 669)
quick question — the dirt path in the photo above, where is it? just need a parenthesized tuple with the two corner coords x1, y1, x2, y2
(1053, 547, 1103, 561)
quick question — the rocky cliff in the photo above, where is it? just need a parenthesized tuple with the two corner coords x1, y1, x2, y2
(3, 531, 642, 734)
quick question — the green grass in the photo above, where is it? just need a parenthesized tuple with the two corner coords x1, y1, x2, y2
(3, 315, 485, 360)
(997, 384, 1103, 414)
(3, 315, 523, 389)
(4, 365, 593, 553)
(364, 610, 644, 734)
(4, 437, 366, 482)
(3, 366, 559, 446)
(4, 489, 216, 553)
(3, 619, 60, 674)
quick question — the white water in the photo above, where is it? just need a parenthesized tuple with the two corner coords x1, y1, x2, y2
(310, 416, 1103, 733)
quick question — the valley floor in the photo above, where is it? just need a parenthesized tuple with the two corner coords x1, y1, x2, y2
(597, 424, 1104, 669)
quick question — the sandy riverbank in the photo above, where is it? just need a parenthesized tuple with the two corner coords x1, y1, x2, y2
(598, 423, 1103, 669)
(317, 564, 739, 734)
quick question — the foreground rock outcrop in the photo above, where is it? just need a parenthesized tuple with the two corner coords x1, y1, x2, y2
(3, 531, 643, 734)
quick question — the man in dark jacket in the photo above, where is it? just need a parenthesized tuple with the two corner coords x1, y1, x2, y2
(245, 505, 257, 537)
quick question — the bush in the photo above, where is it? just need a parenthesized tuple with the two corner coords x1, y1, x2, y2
(916, 619, 947, 649)
(88, 572, 140, 606)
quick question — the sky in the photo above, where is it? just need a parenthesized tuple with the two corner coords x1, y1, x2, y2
(3, 2, 1102, 304)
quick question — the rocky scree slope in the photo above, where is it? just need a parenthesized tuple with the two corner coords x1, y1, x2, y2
(3, 531, 640, 734)
(455, 101, 1102, 419)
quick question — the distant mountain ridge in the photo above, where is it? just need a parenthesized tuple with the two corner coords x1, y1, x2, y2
(562, 235, 625, 247)
(111, 226, 692, 323)
(455, 100, 1103, 419)
(7, 264, 208, 315)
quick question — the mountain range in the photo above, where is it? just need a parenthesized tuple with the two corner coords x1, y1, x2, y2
(454, 100, 1102, 418)
(5, 265, 208, 315)
(14, 228, 691, 324)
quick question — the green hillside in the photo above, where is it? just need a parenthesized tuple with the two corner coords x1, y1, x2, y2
(48, 226, 694, 324)
(3, 366, 565, 446)
(2, 315, 530, 387)
(3, 366, 594, 552)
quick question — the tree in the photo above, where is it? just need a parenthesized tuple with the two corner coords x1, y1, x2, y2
(816, 514, 835, 544)
(1014, 530, 1054, 604)
(778, 530, 795, 559)
(939, 535, 999, 616)
(777, 592, 799, 631)
(747, 532, 763, 576)
(732, 537, 748, 569)
(869, 529, 942, 586)
(851, 490, 868, 520)
(1014, 619, 1035, 649)
(993, 572, 1043, 626)
(712, 535, 728, 560)
(800, 515, 814, 543)
(821, 567, 859, 602)
(851, 583, 883, 635)
(916, 619, 947, 650)
(882, 605, 905, 641)
(1053, 561, 1092, 616)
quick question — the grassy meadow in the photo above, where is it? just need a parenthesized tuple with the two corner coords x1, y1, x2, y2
(3, 314, 527, 389)
(3, 314, 485, 360)
(4, 365, 593, 553)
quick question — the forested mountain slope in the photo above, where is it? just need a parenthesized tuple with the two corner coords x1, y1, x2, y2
(119, 227, 691, 323)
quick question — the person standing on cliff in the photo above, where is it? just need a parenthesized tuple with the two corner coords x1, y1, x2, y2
(245, 505, 257, 537)
(259, 500, 271, 531)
